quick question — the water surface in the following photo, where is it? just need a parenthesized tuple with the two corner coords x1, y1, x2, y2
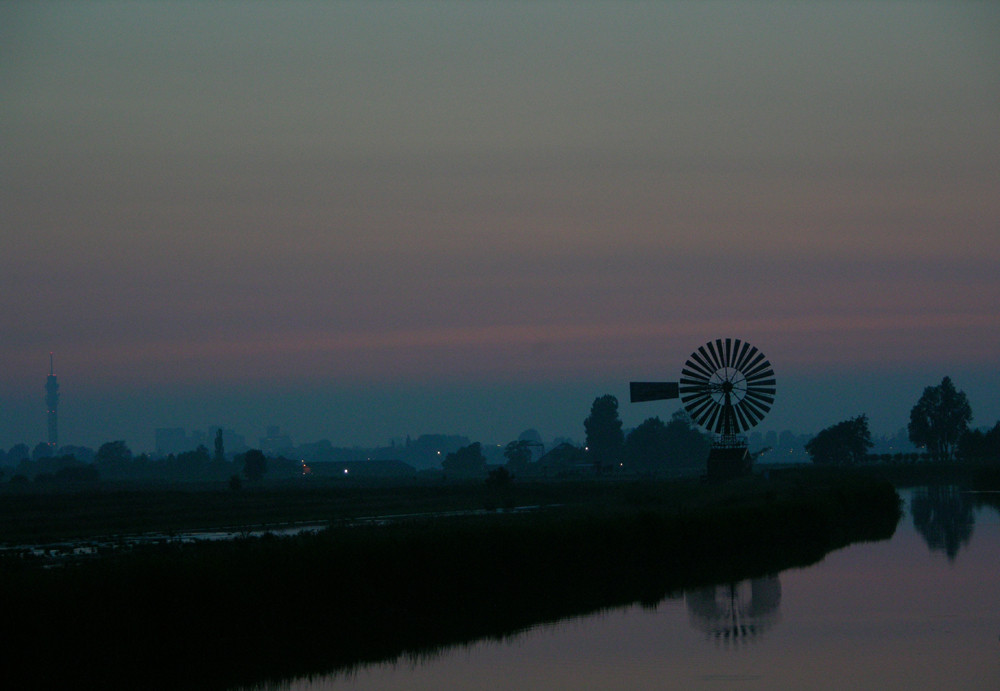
(259, 488, 1000, 690)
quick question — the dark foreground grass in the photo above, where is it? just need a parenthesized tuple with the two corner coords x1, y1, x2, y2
(0, 469, 900, 690)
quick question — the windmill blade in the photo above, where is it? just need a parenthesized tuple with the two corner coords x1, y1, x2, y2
(732, 340, 752, 372)
(740, 397, 768, 423)
(715, 338, 730, 368)
(744, 374, 776, 387)
(735, 344, 758, 373)
(732, 402, 752, 431)
(706, 341, 724, 371)
(690, 349, 716, 377)
(742, 352, 766, 376)
(737, 398, 764, 424)
(679, 376, 711, 392)
(705, 404, 723, 433)
(744, 383, 774, 401)
(682, 358, 715, 380)
(687, 397, 717, 427)
(723, 338, 734, 368)
(629, 381, 679, 403)
(681, 361, 712, 382)
(682, 391, 714, 414)
(743, 359, 774, 381)
(742, 390, 775, 410)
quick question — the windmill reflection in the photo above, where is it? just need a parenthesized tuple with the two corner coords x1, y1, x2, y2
(685, 576, 781, 647)
(911, 485, 975, 561)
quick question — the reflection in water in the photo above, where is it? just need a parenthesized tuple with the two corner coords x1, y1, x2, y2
(911, 485, 975, 561)
(685, 576, 782, 647)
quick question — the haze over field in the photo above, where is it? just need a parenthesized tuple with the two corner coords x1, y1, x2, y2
(3, 1, 998, 451)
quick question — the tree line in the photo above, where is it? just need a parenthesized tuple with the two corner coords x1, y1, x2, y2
(3, 374, 996, 487)
(440, 395, 710, 479)
(806, 376, 999, 466)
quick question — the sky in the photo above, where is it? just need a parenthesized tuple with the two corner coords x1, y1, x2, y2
(2, 1, 999, 452)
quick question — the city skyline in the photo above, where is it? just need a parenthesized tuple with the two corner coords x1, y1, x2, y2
(3, 2, 998, 451)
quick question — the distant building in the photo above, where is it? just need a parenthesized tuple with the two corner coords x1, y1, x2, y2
(155, 427, 189, 456)
(45, 353, 59, 449)
(155, 427, 247, 458)
(260, 425, 294, 455)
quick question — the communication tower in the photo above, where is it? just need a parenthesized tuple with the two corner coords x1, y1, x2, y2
(45, 353, 60, 449)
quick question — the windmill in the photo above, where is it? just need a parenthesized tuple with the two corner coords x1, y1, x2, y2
(630, 338, 776, 480)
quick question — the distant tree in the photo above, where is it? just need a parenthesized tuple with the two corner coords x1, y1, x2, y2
(241, 449, 268, 484)
(8, 443, 30, 464)
(95, 440, 132, 466)
(536, 442, 585, 474)
(663, 410, 712, 467)
(623, 411, 711, 474)
(442, 442, 487, 478)
(228, 473, 243, 491)
(53, 463, 100, 483)
(57, 445, 95, 463)
(503, 440, 533, 474)
(805, 415, 874, 466)
(174, 445, 212, 477)
(623, 417, 670, 474)
(214, 428, 226, 463)
(32, 442, 53, 461)
(486, 466, 513, 489)
(584, 395, 624, 472)
(957, 422, 1000, 464)
(908, 377, 972, 462)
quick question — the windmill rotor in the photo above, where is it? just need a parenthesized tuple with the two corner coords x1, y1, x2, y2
(678, 338, 775, 438)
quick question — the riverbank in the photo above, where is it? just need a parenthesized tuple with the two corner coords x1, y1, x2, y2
(0, 469, 901, 690)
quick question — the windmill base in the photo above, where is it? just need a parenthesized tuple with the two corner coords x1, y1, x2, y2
(706, 445, 752, 483)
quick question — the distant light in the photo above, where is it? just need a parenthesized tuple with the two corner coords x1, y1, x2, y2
(344, 468, 349, 474)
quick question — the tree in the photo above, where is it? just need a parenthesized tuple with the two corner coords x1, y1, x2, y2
(241, 449, 268, 484)
(174, 445, 211, 476)
(95, 440, 132, 465)
(584, 395, 624, 472)
(805, 415, 874, 466)
(7, 443, 30, 464)
(662, 410, 712, 467)
(957, 422, 1000, 463)
(536, 442, 585, 474)
(908, 377, 972, 462)
(503, 440, 533, 474)
(94, 440, 134, 479)
(623, 412, 713, 475)
(442, 442, 486, 478)
(623, 417, 670, 474)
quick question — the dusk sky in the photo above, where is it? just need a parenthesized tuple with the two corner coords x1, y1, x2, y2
(3, 1, 998, 452)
